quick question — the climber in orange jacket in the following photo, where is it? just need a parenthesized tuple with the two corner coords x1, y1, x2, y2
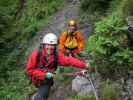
(59, 19, 84, 57)
(25, 33, 89, 100)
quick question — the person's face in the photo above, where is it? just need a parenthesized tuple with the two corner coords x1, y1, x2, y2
(44, 44, 55, 55)
(68, 25, 76, 34)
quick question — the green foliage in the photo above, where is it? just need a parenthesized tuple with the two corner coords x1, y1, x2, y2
(80, 0, 133, 78)
(110, 50, 133, 70)
(80, 0, 112, 14)
(0, 0, 64, 99)
(99, 81, 120, 100)
(0, 0, 19, 78)
(95, 15, 128, 35)
(0, 0, 18, 51)
(86, 14, 133, 77)
(0, 69, 36, 100)
(0, 0, 64, 78)
(14, 0, 64, 44)
(122, 0, 133, 16)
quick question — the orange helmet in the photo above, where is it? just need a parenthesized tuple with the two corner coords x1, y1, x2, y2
(68, 20, 77, 26)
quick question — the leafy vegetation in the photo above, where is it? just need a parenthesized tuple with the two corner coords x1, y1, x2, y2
(83, 0, 133, 78)
(122, 0, 133, 17)
(0, 0, 64, 99)
(0, 0, 64, 78)
(0, 69, 36, 100)
(80, 0, 112, 14)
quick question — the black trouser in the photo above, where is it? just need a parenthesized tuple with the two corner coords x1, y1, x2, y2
(33, 79, 53, 100)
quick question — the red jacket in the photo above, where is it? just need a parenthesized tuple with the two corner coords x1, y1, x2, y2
(26, 48, 86, 85)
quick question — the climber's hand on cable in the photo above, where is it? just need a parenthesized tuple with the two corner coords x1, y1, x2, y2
(45, 72, 54, 79)
(81, 70, 88, 75)
(85, 62, 90, 71)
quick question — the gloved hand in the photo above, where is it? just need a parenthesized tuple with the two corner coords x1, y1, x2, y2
(86, 62, 97, 73)
(45, 72, 53, 79)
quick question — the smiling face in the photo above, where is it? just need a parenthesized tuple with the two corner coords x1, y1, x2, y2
(44, 44, 55, 55)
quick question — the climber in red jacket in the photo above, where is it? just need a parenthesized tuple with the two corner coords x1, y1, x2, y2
(25, 33, 89, 100)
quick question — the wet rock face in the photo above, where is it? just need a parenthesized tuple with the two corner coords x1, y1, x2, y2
(123, 72, 133, 100)
(72, 76, 90, 91)
(128, 71, 133, 78)
(112, 77, 133, 100)
(72, 76, 99, 96)
(127, 17, 133, 49)
(48, 80, 73, 100)
(126, 79, 133, 99)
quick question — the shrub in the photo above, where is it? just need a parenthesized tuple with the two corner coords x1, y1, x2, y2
(86, 15, 133, 77)
(122, 0, 133, 17)
(80, 0, 112, 13)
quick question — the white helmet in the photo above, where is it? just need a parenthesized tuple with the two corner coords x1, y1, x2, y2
(42, 33, 58, 44)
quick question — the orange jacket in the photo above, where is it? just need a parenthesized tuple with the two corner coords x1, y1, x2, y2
(59, 31, 84, 54)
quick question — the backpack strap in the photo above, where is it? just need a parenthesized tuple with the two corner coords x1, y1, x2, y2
(53, 47, 58, 69)
(65, 31, 79, 41)
(36, 45, 42, 63)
